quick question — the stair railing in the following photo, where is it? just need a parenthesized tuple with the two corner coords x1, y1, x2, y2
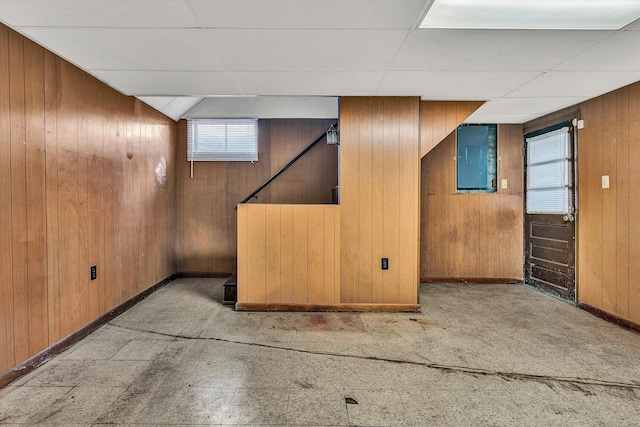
(240, 122, 338, 204)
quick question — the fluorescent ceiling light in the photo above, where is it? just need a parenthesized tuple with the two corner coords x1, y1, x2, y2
(420, 0, 640, 30)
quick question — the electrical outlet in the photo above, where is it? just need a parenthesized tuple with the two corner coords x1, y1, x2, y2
(90, 265, 97, 281)
(602, 175, 609, 189)
(381, 258, 389, 270)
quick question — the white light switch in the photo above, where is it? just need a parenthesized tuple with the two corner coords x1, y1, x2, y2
(602, 175, 610, 189)
(501, 179, 508, 189)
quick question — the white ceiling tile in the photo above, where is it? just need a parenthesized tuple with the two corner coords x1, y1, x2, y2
(505, 71, 640, 97)
(185, 96, 339, 119)
(1, 0, 640, 123)
(188, 0, 427, 29)
(554, 31, 640, 71)
(137, 96, 205, 121)
(162, 97, 206, 119)
(136, 96, 175, 111)
(377, 70, 541, 98)
(478, 97, 585, 115)
(392, 29, 613, 71)
(0, 0, 197, 27)
(208, 29, 408, 71)
(17, 28, 225, 71)
(465, 112, 540, 124)
(233, 71, 385, 96)
(91, 71, 242, 96)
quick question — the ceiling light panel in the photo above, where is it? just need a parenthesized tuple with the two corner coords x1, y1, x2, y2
(625, 16, 640, 29)
(420, 0, 640, 30)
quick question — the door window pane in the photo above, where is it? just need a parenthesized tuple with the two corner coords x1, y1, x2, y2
(526, 127, 570, 213)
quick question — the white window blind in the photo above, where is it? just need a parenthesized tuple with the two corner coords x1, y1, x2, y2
(187, 119, 258, 162)
(526, 127, 571, 214)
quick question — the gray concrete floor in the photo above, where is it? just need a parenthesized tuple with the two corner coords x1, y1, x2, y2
(1, 279, 640, 426)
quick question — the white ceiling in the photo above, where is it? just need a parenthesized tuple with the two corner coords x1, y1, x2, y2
(1, 0, 639, 123)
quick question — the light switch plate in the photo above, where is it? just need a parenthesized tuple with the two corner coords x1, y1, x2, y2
(602, 175, 610, 189)
(501, 179, 508, 189)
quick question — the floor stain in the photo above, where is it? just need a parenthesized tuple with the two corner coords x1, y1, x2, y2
(108, 322, 640, 394)
(293, 379, 314, 389)
(409, 318, 428, 330)
(308, 314, 329, 328)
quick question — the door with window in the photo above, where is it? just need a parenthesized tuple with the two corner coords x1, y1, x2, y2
(524, 122, 576, 301)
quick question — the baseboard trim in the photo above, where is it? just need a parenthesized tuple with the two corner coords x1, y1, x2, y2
(235, 303, 421, 312)
(578, 303, 640, 335)
(0, 273, 178, 390)
(421, 277, 524, 284)
(177, 272, 234, 279)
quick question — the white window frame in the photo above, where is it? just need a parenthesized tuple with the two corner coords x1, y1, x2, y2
(526, 127, 571, 214)
(187, 118, 258, 162)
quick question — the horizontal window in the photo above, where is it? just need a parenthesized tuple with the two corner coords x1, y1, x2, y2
(187, 118, 258, 162)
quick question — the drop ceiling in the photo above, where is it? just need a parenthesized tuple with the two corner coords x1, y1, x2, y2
(1, 0, 639, 123)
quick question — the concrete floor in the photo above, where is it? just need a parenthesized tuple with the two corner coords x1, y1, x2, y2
(1, 279, 640, 426)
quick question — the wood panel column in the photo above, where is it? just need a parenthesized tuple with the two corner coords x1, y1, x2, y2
(339, 97, 420, 304)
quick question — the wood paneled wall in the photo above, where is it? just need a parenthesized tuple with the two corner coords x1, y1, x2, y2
(339, 97, 421, 304)
(237, 204, 340, 305)
(237, 98, 478, 308)
(421, 124, 524, 281)
(175, 119, 337, 274)
(0, 23, 177, 375)
(420, 101, 485, 158)
(269, 120, 338, 204)
(577, 82, 640, 324)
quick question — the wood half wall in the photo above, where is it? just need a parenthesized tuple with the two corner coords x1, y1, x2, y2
(237, 204, 340, 305)
(0, 23, 177, 375)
